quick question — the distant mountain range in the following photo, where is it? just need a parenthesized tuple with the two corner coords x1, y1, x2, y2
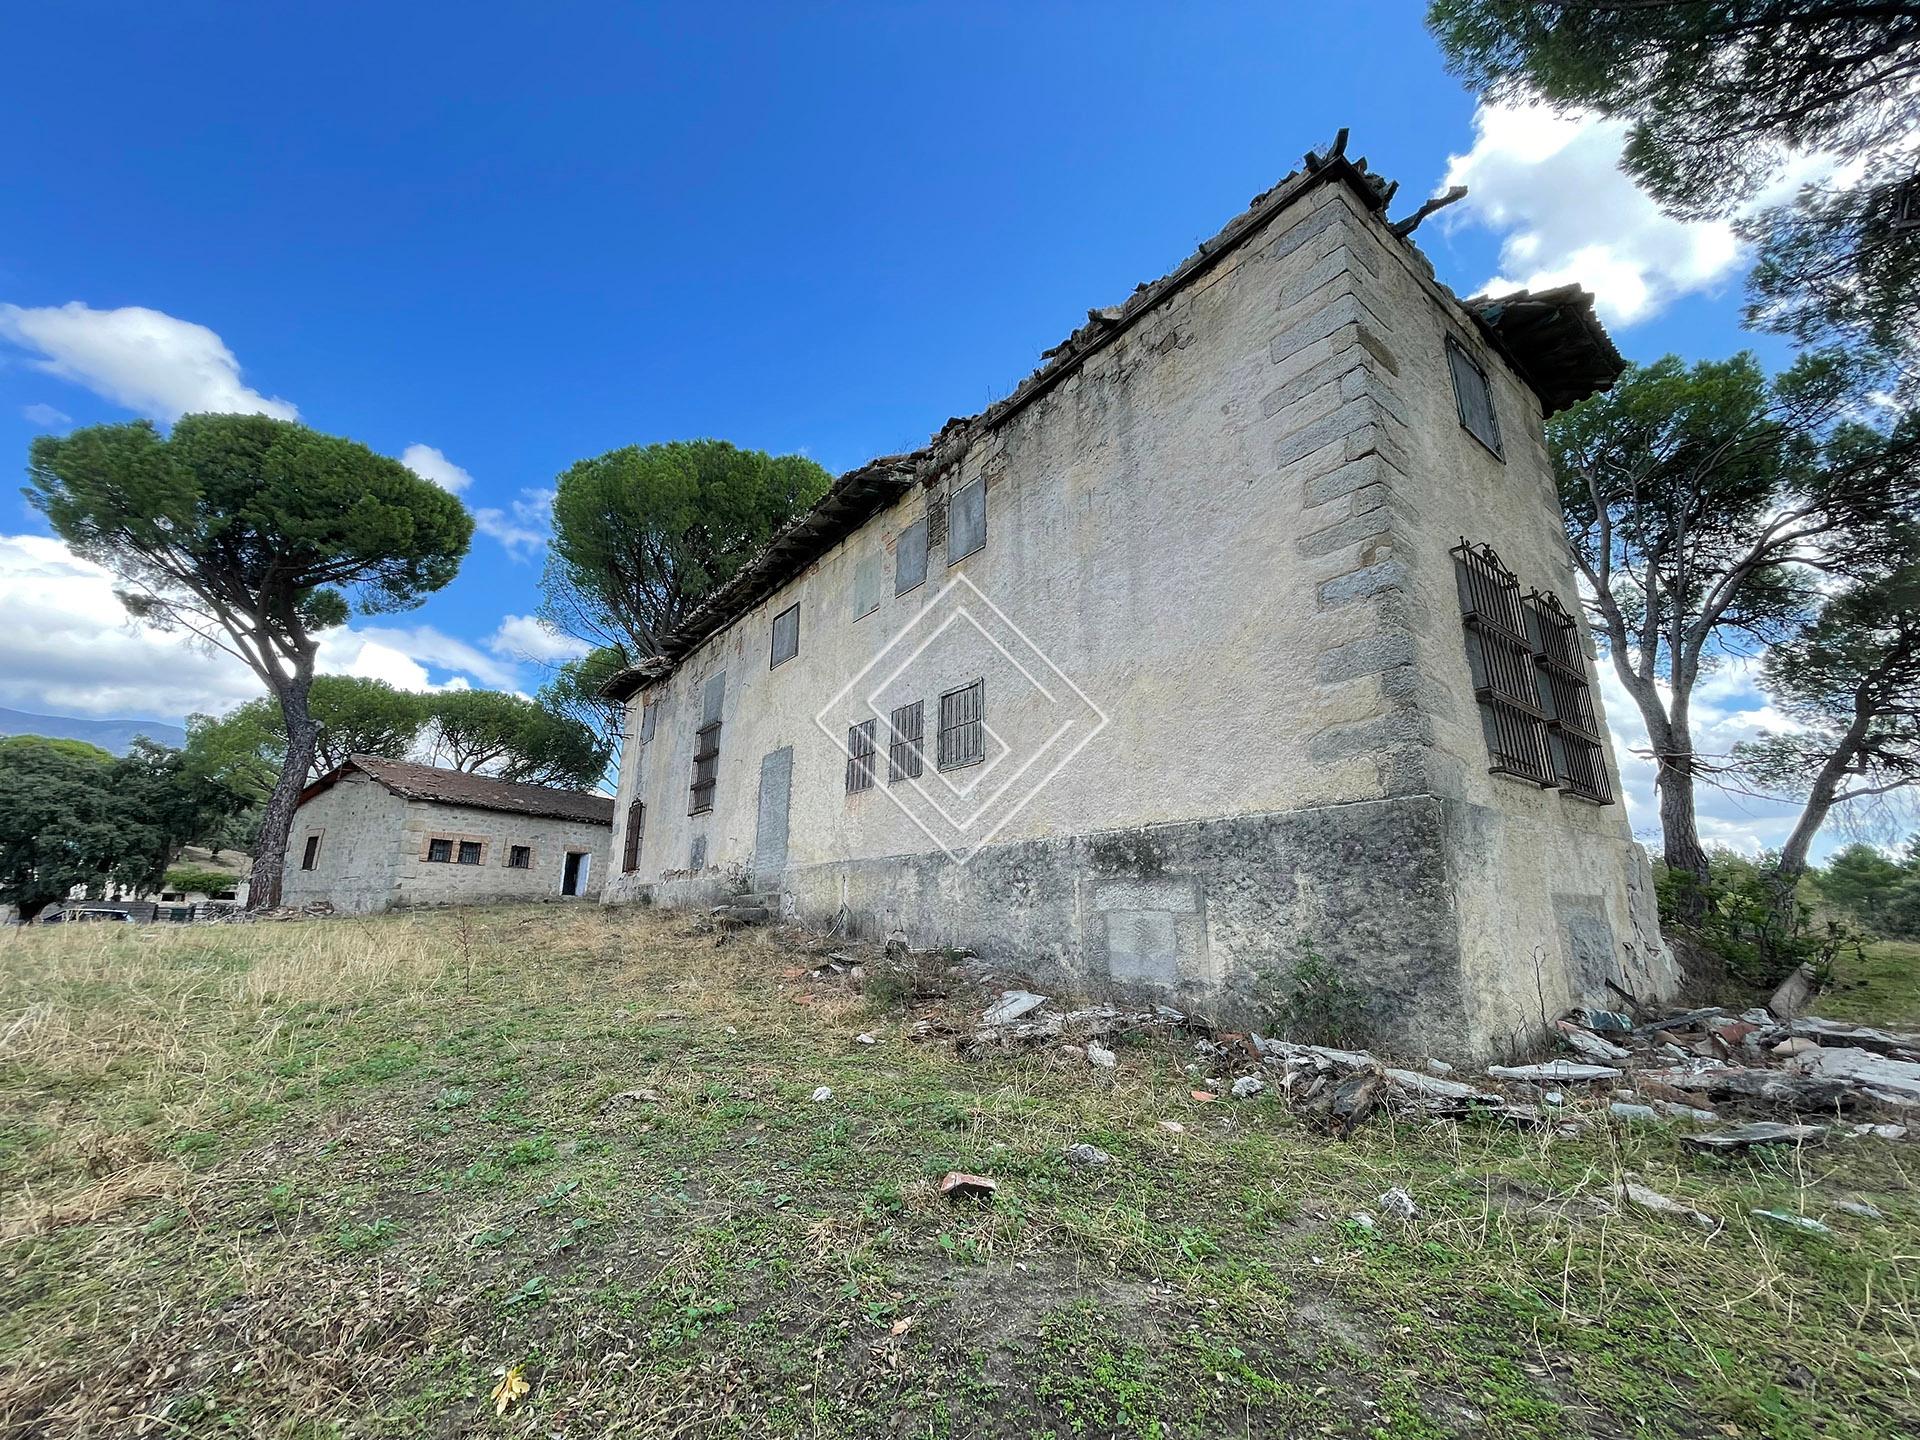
(0, 707, 187, 753)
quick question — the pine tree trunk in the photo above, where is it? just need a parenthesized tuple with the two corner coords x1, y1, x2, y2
(247, 675, 319, 911)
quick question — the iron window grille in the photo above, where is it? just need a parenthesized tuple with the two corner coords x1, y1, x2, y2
(622, 797, 644, 871)
(846, 719, 878, 793)
(301, 835, 320, 870)
(888, 700, 924, 782)
(509, 845, 532, 870)
(689, 721, 720, 814)
(770, 603, 799, 668)
(426, 837, 454, 863)
(1445, 335, 1503, 458)
(457, 841, 483, 866)
(938, 680, 985, 770)
(1452, 540, 1557, 787)
(1525, 589, 1614, 803)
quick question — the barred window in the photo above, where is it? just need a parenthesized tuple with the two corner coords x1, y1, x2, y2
(622, 797, 645, 872)
(1446, 336, 1503, 458)
(1452, 541, 1555, 787)
(1525, 590, 1614, 803)
(770, 604, 799, 668)
(689, 721, 720, 814)
(426, 837, 453, 863)
(457, 841, 483, 866)
(938, 680, 984, 770)
(846, 719, 877, 793)
(509, 844, 532, 870)
(888, 701, 923, 781)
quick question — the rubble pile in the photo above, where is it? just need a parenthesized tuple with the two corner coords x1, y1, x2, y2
(920, 975, 1916, 1147)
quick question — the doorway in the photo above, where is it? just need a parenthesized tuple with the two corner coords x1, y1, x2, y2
(561, 850, 591, 897)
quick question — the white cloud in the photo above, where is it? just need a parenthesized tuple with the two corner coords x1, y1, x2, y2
(21, 402, 70, 428)
(400, 443, 474, 495)
(488, 614, 590, 664)
(1442, 101, 1842, 326)
(0, 302, 297, 422)
(0, 533, 523, 724)
(1594, 649, 1816, 857)
(474, 487, 553, 559)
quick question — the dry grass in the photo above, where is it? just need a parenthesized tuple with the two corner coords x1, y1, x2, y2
(2, 905, 1917, 1439)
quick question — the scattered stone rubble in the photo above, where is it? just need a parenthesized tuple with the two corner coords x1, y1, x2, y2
(922, 977, 1916, 1146)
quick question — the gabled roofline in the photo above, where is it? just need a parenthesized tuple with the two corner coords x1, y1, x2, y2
(601, 134, 1621, 702)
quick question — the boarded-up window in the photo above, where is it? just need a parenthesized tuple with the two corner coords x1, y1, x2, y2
(457, 841, 483, 866)
(852, 552, 882, 620)
(888, 701, 923, 782)
(639, 701, 658, 742)
(1453, 541, 1555, 787)
(690, 835, 707, 869)
(938, 680, 985, 770)
(690, 721, 720, 814)
(770, 604, 799, 668)
(622, 797, 645, 871)
(947, 479, 986, 564)
(427, 837, 453, 863)
(895, 517, 928, 595)
(509, 845, 532, 869)
(1446, 336, 1503, 457)
(702, 670, 726, 725)
(1525, 590, 1614, 803)
(846, 719, 877, 793)
(300, 834, 321, 870)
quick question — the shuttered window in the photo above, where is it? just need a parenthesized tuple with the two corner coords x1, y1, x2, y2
(888, 701, 923, 781)
(622, 798, 645, 871)
(689, 721, 720, 814)
(1525, 591, 1614, 803)
(938, 680, 985, 770)
(846, 719, 877, 793)
(1453, 541, 1556, 787)
(947, 479, 986, 563)
(770, 604, 799, 668)
(1446, 336, 1503, 458)
(895, 518, 929, 595)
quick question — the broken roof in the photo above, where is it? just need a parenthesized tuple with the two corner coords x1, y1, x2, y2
(603, 135, 1622, 703)
(300, 755, 615, 826)
(1465, 284, 1624, 418)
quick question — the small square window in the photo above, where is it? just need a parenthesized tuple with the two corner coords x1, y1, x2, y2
(947, 480, 986, 564)
(895, 517, 928, 595)
(938, 680, 985, 770)
(508, 845, 532, 869)
(770, 604, 799, 668)
(1446, 336, 1503, 458)
(427, 837, 453, 863)
(300, 834, 321, 871)
(457, 841, 483, 866)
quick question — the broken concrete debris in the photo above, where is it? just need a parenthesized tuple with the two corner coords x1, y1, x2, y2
(1063, 1142, 1113, 1167)
(1231, 1074, 1266, 1100)
(1557, 1021, 1632, 1063)
(1086, 1042, 1118, 1069)
(1681, 1121, 1824, 1153)
(1378, 1186, 1418, 1221)
(982, 990, 1049, 1027)
(810, 1086, 833, 1103)
(1488, 1061, 1621, 1083)
(1612, 1182, 1718, 1230)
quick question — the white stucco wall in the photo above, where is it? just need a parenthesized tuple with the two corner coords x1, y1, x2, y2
(282, 776, 611, 914)
(602, 170, 1675, 1056)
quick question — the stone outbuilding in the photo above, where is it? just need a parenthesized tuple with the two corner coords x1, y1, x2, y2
(599, 138, 1680, 1058)
(281, 756, 614, 914)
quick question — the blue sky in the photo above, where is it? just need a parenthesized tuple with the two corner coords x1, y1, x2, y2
(0, 3, 1822, 849)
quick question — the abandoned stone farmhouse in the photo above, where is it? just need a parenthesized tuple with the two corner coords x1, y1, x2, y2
(281, 756, 613, 914)
(600, 140, 1679, 1057)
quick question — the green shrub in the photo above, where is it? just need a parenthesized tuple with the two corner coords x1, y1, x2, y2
(1657, 852, 1864, 991)
(1256, 938, 1370, 1048)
